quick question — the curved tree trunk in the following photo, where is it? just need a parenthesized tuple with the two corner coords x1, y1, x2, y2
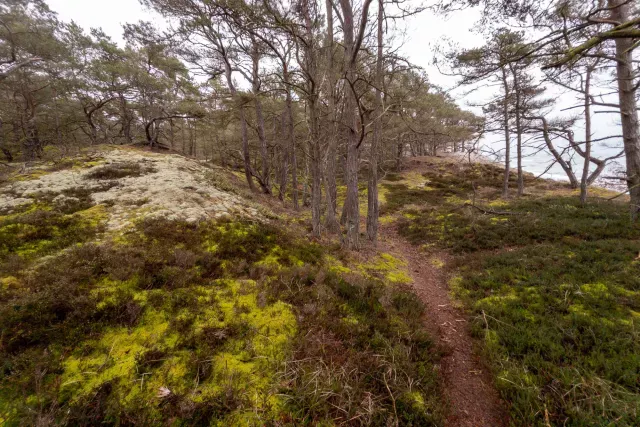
(527, 115, 579, 188)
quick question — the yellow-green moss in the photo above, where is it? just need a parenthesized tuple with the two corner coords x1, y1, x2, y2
(0, 202, 107, 262)
(324, 254, 352, 275)
(10, 169, 50, 182)
(73, 159, 105, 170)
(360, 253, 412, 285)
(60, 278, 296, 418)
(73, 204, 108, 227)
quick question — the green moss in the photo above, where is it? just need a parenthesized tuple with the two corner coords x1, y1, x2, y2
(324, 254, 352, 274)
(360, 252, 412, 285)
(0, 201, 107, 272)
(73, 158, 105, 170)
(59, 277, 298, 419)
(9, 169, 50, 182)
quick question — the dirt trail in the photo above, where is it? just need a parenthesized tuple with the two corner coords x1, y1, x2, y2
(377, 156, 508, 425)
(380, 227, 508, 426)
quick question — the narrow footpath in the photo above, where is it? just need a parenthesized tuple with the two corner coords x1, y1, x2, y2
(380, 224, 509, 426)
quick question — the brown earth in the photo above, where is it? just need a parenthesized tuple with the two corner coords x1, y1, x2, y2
(380, 224, 509, 427)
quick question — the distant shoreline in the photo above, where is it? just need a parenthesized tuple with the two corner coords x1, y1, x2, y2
(436, 150, 627, 193)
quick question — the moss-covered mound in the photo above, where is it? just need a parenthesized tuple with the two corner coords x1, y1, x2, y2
(383, 158, 640, 425)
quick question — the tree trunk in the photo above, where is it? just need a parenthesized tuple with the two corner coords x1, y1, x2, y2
(145, 119, 156, 147)
(190, 119, 196, 156)
(86, 110, 98, 145)
(527, 115, 579, 187)
(580, 67, 593, 205)
(0, 119, 12, 162)
(284, 70, 299, 209)
(345, 137, 360, 248)
(324, 0, 340, 233)
(119, 95, 133, 145)
(252, 43, 270, 194)
(12, 117, 20, 148)
(53, 91, 63, 147)
(301, 0, 322, 236)
(500, 66, 511, 198)
(396, 135, 404, 171)
(217, 134, 225, 167)
(279, 110, 289, 202)
(169, 119, 175, 150)
(510, 64, 524, 197)
(224, 60, 256, 192)
(367, 0, 383, 244)
(181, 119, 186, 153)
(341, 0, 360, 250)
(24, 116, 41, 160)
(610, 0, 640, 220)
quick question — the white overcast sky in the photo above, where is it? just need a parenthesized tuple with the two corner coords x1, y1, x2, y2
(47, 0, 478, 86)
(47, 0, 625, 181)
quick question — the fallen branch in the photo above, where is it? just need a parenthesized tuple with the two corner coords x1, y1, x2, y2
(454, 202, 525, 216)
(606, 182, 640, 201)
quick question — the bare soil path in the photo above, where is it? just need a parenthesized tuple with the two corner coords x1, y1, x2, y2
(380, 226, 508, 426)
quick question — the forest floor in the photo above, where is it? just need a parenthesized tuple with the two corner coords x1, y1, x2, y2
(3, 147, 640, 425)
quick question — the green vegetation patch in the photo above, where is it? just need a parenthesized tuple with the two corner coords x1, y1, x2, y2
(399, 196, 638, 253)
(0, 217, 443, 425)
(458, 238, 640, 425)
(385, 159, 640, 425)
(0, 201, 107, 274)
(85, 161, 156, 180)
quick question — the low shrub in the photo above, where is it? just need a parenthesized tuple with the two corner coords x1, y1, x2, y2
(385, 158, 640, 425)
(0, 217, 443, 425)
(84, 162, 156, 180)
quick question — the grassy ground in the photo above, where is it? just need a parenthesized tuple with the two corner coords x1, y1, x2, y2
(0, 154, 444, 425)
(382, 158, 640, 425)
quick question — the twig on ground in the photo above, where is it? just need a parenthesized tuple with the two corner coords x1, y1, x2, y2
(383, 371, 399, 427)
(451, 202, 525, 216)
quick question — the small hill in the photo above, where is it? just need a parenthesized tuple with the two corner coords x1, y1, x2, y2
(1, 147, 260, 231)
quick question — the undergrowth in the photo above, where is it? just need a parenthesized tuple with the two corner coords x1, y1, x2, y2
(84, 161, 156, 180)
(0, 215, 443, 425)
(0, 200, 106, 275)
(384, 159, 640, 425)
